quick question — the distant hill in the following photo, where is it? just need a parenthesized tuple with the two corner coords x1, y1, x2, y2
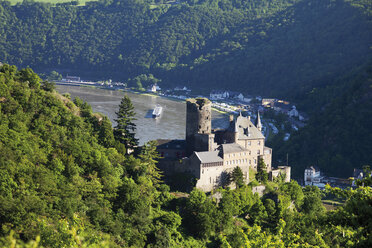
(0, 0, 370, 97)
(269, 63, 372, 179)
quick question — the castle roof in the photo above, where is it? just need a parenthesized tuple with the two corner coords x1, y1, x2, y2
(219, 143, 248, 154)
(194, 151, 223, 163)
(229, 115, 265, 140)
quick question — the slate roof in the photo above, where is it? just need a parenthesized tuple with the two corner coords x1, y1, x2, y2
(228, 115, 265, 140)
(219, 143, 248, 154)
(194, 151, 223, 163)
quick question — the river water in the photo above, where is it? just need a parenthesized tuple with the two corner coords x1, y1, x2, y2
(56, 85, 229, 144)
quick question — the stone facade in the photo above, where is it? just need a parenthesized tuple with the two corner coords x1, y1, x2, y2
(270, 166, 291, 182)
(157, 98, 290, 192)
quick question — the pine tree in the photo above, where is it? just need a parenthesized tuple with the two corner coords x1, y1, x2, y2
(114, 95, 138, 152)
(138, 140, 163, 186)
(231, 166, 244, 188)
(256, 157, 268, 183)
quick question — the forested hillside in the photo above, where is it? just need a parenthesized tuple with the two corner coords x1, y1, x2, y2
(0, 63, 371, 247)
(269, 63, 372, 179)
(0, 0, 371, 96)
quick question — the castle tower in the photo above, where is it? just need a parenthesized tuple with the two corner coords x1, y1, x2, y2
(233, 117, 239, 143)
(186, 98, 214, 155)
(255, 111, 262, 132)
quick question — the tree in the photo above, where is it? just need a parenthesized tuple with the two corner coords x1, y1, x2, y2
(231, 166, 244, 188)
(301, 186, 325, 216)
(138, 141, 163, 184)
(114, 95, 138, 152)
(255, 157, 268, 183)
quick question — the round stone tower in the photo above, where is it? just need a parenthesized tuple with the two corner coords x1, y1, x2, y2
(186, 98, 211, 136)
(186, 98, 212, 155)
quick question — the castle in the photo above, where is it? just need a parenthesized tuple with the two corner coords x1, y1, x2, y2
(157, 98, 290, 191)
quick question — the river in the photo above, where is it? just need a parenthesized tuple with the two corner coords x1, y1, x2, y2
(56, 85, 229, 145)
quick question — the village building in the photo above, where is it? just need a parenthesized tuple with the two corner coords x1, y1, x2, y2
(262, 98, 276, 108)
(210, 90, 229, 100)
(157, 98, 290, 192)
(304, 166, 351, 188)
(64, 76, 81, 82)
(149, 84, 161, 92)
(304, 166, 325, 187)
(228, 91, 244, 100)
(174, 86, 190, 92)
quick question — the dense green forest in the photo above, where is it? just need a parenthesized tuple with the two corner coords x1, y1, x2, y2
(268, 63, 372, 179)
(1, 64, 371, 247)
(0, 0, 371, 96)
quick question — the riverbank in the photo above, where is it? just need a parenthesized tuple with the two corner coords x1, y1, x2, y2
(55, 85, 231, 145)
(55, 82, 197, 104)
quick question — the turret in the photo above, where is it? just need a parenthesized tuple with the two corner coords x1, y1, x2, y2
(255, 111, 262, 132)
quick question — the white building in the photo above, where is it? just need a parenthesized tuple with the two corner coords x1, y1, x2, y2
(150, 84, 161, 92)
(304, 166, 325, 188)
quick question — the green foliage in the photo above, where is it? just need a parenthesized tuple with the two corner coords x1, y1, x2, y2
(114, 95, 138, 152)
(0, 0, 370, 97)
(0, 64, 180, 247)
(46, 70, 62, 81)
(230, 166, 244, 188)
(255, 157, 268, 183)
(1, 64, 371, 247)
(128, 74, 161, 90)
(272, 64, 372, 179)
(322, 185, 372, 247)
(301, 186, 326, 216)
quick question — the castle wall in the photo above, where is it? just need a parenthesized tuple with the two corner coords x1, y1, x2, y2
(193, 133, 216, 152)
(194, 149, 250, 191)
(196, 164, 225, 192)
(270, 166, 291, 182)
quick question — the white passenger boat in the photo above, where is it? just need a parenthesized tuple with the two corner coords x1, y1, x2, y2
(152, 105, 162, 118)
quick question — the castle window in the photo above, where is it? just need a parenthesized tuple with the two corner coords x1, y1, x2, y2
(254, 159, 257, 164)
(202, 169, 204, 174)
(257, 150, 260, 155)
(258, 141, 261, 145)
(248, 141, 251, 146)
(249, 160, 251, 164)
